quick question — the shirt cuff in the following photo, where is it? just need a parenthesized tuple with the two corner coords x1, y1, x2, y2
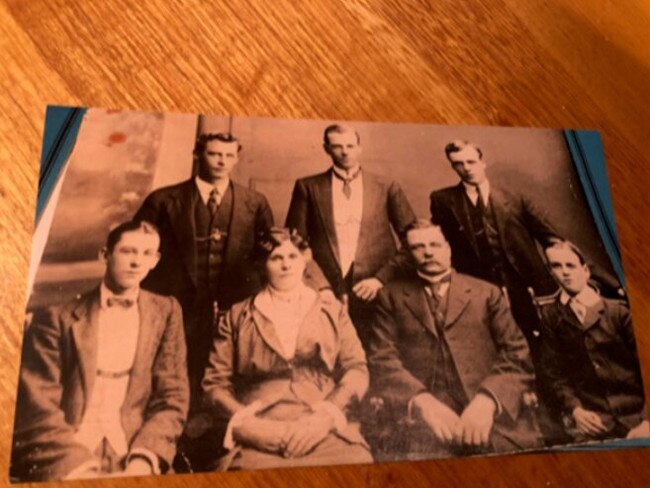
(63, 459, 100, 480)
(407, 392, 431, 424)
(479, 388, 502, 416)
(223, 400, 263, 450)
(126, 448, 160, 475)
(312, 401, 347, 433)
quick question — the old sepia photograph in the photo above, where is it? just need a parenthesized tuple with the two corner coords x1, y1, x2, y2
(10, 107, 649, 482)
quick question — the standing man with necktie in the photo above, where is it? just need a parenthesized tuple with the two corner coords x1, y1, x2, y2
(133, 133, 329, 468)
(429, 140, 561, 351)
(134, 133, 275, 414)
(11, 221, 189, 481)
(285, 124, 416, 347)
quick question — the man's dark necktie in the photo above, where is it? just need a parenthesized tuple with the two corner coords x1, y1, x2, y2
(106, 297, 134, 308)
(207, 188, 220, 216)
(333, 168, 361, 199)
(426, 273, 452, 306)
(476, 185, 487, 215)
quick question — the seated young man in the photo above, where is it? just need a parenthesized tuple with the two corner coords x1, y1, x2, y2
(11, 221, 189, 481)
(538, 241, 647, 442)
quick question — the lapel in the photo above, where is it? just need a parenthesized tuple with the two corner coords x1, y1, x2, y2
(450, 184, 479, 257)
(250, 301, 288, 360)
(70, 289, 101, 405)
(312, 170, 341, 266)
(557, 299, 584, 331)
(582, 299, 606, 331)
(250, 294, 337, 369)
(168, 180, 198, 285)
(355, 171, 381, 262)
(402, 280, 439, 338)
(558, 297, 606, 333)
(486, 185, 510, 243)
(443, 272, 472, 328)
(297, 297, 337, 371)
(223, 182, 252, 267)
(123, 291, 161, 407)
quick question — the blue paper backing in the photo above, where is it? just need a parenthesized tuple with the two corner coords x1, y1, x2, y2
(35, 106, 87, 224)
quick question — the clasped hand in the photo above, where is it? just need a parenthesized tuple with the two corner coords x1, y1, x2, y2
(233, 411, 335, 458)
(352, 278, 384, 302)
(413, 393, 497, 448)
(571, 406, 607, 436)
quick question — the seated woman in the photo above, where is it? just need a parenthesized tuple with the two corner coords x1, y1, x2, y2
(202, 228, 372, 470)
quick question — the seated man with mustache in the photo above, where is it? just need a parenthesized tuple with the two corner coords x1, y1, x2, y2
(368, 219, 541, 460)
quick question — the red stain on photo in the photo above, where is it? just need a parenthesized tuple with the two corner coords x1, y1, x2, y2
(106, 132, 127, 147)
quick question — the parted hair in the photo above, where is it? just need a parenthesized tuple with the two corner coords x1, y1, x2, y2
(106, 220, 159, 252)
(543, 240, 587, 265)
(444, 140, 483, 161)
(194, 132, 242, 156)
(323, 124, 361, 146)
(255, 227, 310, 263)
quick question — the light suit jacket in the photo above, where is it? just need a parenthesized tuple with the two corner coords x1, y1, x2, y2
(11, 288, 189, 481)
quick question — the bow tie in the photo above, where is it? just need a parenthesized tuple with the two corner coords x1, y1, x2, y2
(106, 297, 135, 308)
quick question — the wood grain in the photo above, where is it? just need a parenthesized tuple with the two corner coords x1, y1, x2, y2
(0, 1, 648, 486)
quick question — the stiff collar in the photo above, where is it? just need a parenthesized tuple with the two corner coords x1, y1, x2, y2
(417, 269, 453, 298)
(559, 285, 600, 307)
(332, 165, 362, 181)
(195, 175, 230, 203)
(99, 282, 139, 309)
(462, 179, 490, 204)
(254, 283, 318, 315)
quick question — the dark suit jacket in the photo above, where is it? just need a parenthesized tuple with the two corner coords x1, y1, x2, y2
(11, 288, 189, 481)
(134, 179, 274, 311)
(286, 169, 416, 297)
(430, 183, 559, 295)
(538, 297, 646, 431)
(368, 272, 539, 450)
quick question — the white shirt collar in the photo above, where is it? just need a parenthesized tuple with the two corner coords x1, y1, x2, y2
(100, 282, 139, 309)
(195, 176, 230, 204)
(462, 179, 490, 205)
(417, 269, 452, 285)
(332, 165, 362, 180)
(417, 269, 452, 298)
(559, 285, 601, 307)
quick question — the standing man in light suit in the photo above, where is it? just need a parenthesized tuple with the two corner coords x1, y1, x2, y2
(285, 124, 416, 347)
(11, 221, 189, 481)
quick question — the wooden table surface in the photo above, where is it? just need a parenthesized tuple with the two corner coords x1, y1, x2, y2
(1, 1, 648, 486)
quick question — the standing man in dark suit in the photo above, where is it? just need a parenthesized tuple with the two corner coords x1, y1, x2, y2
(134, 133, 274, 410)
(429, 140, 560, 350)
(11, 221, 189, 481)
(285, 124, 416, 346)
(538, 241, 647, 442)
(368, 220, 541, 460)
